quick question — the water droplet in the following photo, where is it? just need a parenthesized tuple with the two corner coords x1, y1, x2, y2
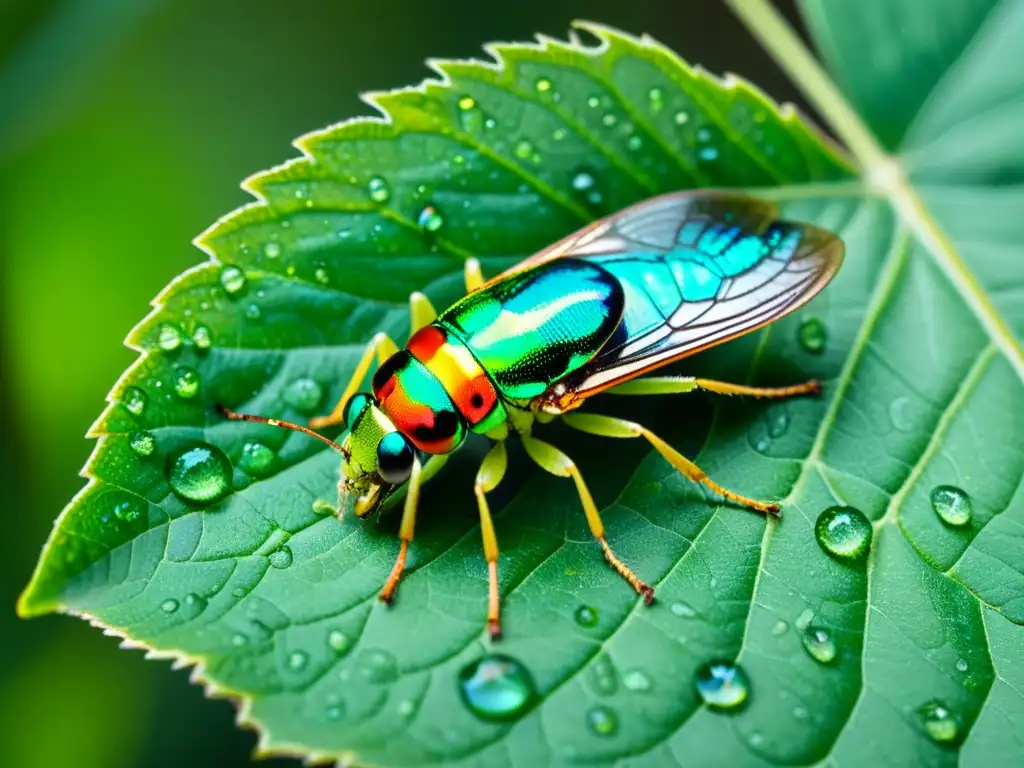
(648, 87, 664, 113)
(158, 324, 183, 351)
(574, 605, 599, 628)
(326, 703, 344, 721)
(358, 648, 398, 684)
(671, 601, 697, 618)
(220, 265, 246, 295)
(284, 378, 323, 413)
(113, 500, 140, 522)
(571, 169, 603, 208)
(167, 443, 232, 504)
(750, 731, 764, 747)
(192, 325, 212, 350)
(123, 386, 147, 417)
(183, 592, 208, 616)
(231, 633, 248, 647)
(458, 654, 535, 722)
(674, 111, 690, 125)
(771, 620, 789, 636)
(918, 700, 960, 743)
(535, 77, 555, 102)
(587, 95, 600, 109)
(263, 241, 281, 259)
(586, 705, 618, 736)
(161, 598, 179, 613)
(457, 95, 484, 132)
(695, 661, 750, 711)
(802, 625, 838, 664)
(268, 546, 293, 569)
(173, 367, 199, 399)
(590, 653, 618, 695)
(888, 396, 911, 431)
(368, 176, 390, 203)
(397, 699, 414, 717)
(792, 705, 808, 720)
(312, 499, 336, 516)
(956, 659, 968, 673)
(130, 430, 156, 457)
(622, 670, 651, 692)
(602, 112, 617, 127)
(328, 630, 352, 656)
(288, 650, 308, 670)
(417, 205, 444, 232)
(457, 95, 476, 110)
(245, 303, 261, 320)
(514, 139, 537, 161)
(627, 135, 643, 152)
(930, 486, 973, 527)
(815, 506, 872, 560)
(798, 317, 827, 354)
(239, 442, 276, 477)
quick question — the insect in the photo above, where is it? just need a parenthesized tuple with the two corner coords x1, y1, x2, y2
(220, 192, 843, 638)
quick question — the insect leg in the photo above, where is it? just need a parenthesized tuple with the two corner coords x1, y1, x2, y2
(562, 412, 780, 515)
(474, 441, 508, 638)
(379, 456, 425, 603)
(607, 375, 819, 399)
(520, 435, 654, 604)
(409, 291, 437, 333)
(464, 258, 485, 293)
(308, 332, 399, 429)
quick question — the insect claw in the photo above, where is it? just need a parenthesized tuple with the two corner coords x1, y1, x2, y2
(641, 585, 655, 605)
(807, 379, 822, 396)
(765, 502, 782, 516)
(487, 619, 502, 640)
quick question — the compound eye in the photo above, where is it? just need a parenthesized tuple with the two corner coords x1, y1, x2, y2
(376, 432, 414, 485)
(342, 393, 372, 430)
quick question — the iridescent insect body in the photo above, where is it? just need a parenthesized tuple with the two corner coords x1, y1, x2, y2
(221, 192, 843, 637)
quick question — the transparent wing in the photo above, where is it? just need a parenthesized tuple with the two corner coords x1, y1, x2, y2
(496, 192, 844, 398)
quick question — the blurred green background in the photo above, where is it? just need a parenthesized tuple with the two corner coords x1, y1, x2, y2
(1, 1, 810, 765)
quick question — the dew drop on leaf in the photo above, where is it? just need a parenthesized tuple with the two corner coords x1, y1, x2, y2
(888, 395, 912, 431)
(670, 601, 697, 618)
(231, 633, 248, 647)
(602, 112, 617, 127)
(312, 499, 336, 516)
(314, 266, 329, 285)
(268, 546, 293, 569)
(627, 135, 643, 152)
(801, 625, 838, 664)
(771, 619, 789, 636)
(182, 592, 208, 617)
(648, 87, 664, 113)
(160, 598, 179, 614)
(930, 485, 973, 527)
(284, 377, 323, 413)
(239, 442, 276, 477)
(220, 265, 246, 295)
(798, 316, 827, 353)
(457, 95, 484, 132)
(956, 659, 969, 673)
(417, 205, 444, 232)
(288, 650, 308, 670)
(918, 700, 960, 743)
(534, 77, 555, 102)
(367, 176, 391, 203)
(327, 630, 352, 657)
(122, 386, 148, 417)
(157, 324, 183, 351)
(586, 705, 619, 736)
(815, 506, 872, 560)
(113, 500, 140, 522)
(167, 443, 232, 504)
(458, 654, 535, 722)
(129, 430, 156, 457)
(358, 649, 398, 684)
(622, 670, 652, 692)
(587, 95, 600, 109)
(674, 110, 690, 125)
(574, 605, 599, 628)
(590, 652, 618, 696)
(695, 661, 750, 711)
(173, 367, 200, 399)
(245, 304, 261, 320)
(571, 169, 603, 208)
(698, 146, 719, 161)
(192, 325, 212, 350)
(263, 241, 281, 259)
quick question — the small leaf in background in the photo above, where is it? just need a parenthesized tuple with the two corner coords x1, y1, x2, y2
(19, 3, 1024, 766)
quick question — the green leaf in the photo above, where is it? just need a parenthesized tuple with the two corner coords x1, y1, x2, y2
(20, 8, 1024, 766)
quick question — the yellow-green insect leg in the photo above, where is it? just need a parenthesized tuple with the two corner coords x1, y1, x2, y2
(520, 435, 654, 603)
(607, 375, 819, 399)
(309, 331, 399, 429)
(464, 257, 485, 293)
(380, 456, 425, 603)
(474, 440, 508, 638)
(562, 412, 780, 515)
(409, 291, 437, 333)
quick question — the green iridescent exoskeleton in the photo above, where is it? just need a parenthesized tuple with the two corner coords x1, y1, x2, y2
(437, 259, 625, 400)
(221, 191, 844, 639)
